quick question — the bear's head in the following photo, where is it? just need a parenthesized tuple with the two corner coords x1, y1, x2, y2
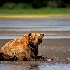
(28, 33, 44, 57)
(28, 33, 44, 46)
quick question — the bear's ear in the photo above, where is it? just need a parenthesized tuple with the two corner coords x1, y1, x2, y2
(28, 33, 31, 37)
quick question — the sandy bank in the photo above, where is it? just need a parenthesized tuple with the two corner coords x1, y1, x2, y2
(0, 14, 70, 19)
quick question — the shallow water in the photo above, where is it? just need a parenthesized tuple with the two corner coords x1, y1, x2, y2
(0, 35, 70, 39)
(0, 20, 70, 31)
(0, 61, 70, 70)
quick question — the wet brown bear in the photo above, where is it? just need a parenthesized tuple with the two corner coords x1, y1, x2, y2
(0, 33, 44, 61)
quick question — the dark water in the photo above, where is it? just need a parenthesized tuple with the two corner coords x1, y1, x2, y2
(0, 18, 70, 70)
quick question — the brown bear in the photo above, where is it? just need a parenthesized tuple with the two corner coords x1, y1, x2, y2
(0, 33, 44, 61)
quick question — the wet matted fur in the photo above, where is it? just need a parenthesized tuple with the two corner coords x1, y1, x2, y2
(0, 33, 44, 61)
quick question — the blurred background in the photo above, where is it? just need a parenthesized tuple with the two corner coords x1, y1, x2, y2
(0, 0, 70, 9)
(0, 0, 70, 16)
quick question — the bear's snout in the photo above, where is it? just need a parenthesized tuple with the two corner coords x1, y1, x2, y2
(38, 39, 42, 43)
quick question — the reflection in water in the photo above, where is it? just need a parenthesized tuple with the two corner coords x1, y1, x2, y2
(0, 62, 70, 70)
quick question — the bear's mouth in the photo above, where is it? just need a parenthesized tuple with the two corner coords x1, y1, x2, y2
(38, 39, 42, 44)
(33, 39, 42, 46)
(29, 42, 34, 46)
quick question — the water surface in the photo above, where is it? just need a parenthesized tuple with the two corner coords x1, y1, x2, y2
(0, 35, 70, 39)
(0, 20, 70, 31)
(0, 62, 70, 70)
